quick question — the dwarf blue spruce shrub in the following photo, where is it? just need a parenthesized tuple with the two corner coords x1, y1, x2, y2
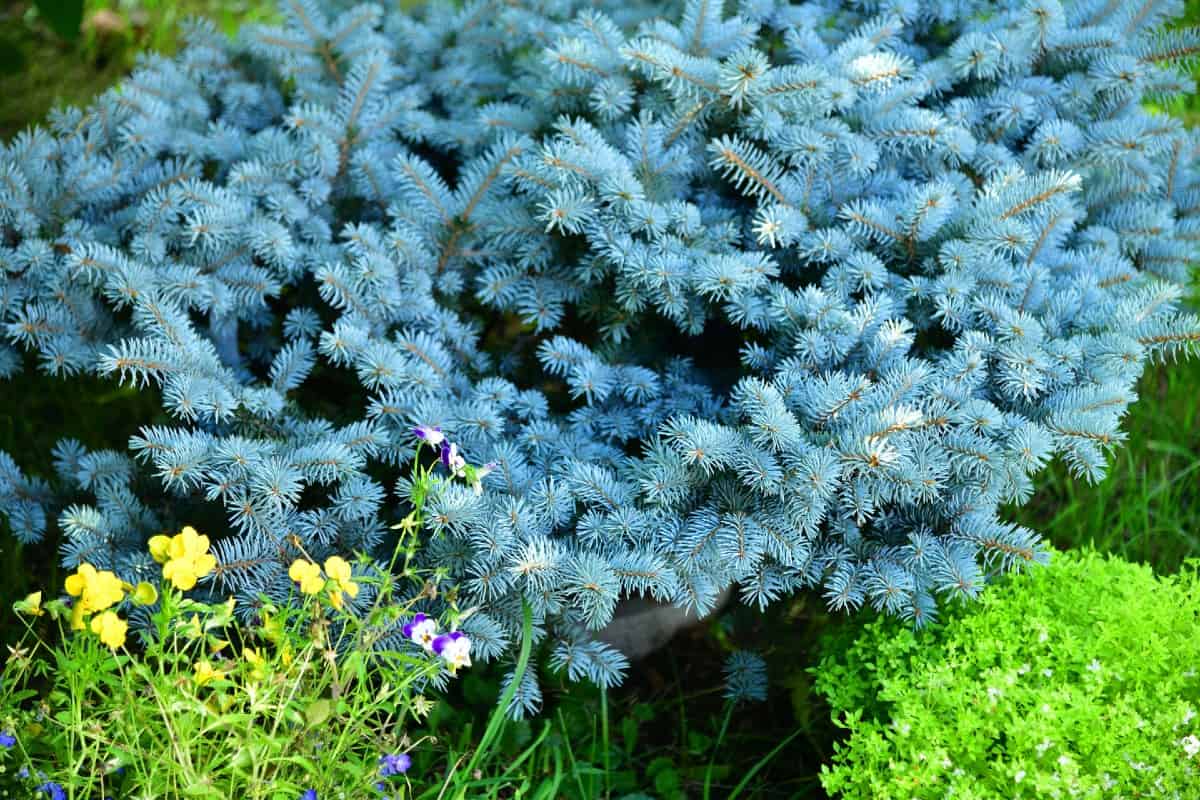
(1, 0, 1199, 704)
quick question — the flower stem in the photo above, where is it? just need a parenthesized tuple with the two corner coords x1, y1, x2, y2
(702, 702, 734, 800)
(461, 598, 533, 781)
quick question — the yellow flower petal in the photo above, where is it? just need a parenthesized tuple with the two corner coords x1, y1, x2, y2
(193, 660, 225, 686)
(324, 556, 351, 583)
(148, 535, 171, 564)
(158, 527, 216, 592)
(195, 553, 217, 579)
(163, 561, 198, 591)
(288, 559, 323, 594)
(65, 563, 97, 598)
(90, 611, 127, 649)
(90, 571, 126, 612)
(64, 573, 85, 597)
(70, 600, 86, 631)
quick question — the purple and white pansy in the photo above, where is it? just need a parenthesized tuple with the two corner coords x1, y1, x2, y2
(402, 612, 472, 674)
(412, 424, 444, 447)
(432, 631, 472, 675)
(440, 440, 467, 477)
(412, 424, 494, 489)
(402, 612, 438, 652)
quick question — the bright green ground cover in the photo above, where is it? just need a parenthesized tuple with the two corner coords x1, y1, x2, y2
(0, 2, 1197, 797)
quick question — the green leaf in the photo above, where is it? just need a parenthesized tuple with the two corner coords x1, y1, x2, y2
(632, 704, 655, 723)
(34, 0, 84, 41)
(653, 766, 681, 795)
(686, 730, 711, 754)
(304, 698, 332, 727)
(611, 769, 639, 792)
(621, 715, 638, 755)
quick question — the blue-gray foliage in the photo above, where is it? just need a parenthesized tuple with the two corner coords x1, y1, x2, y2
(723, 650, 768, 703)
(2, 0, 1199, 700)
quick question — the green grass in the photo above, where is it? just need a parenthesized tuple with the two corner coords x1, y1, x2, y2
(1013, 357, 1200, 573)
(0, 0, 277, 139)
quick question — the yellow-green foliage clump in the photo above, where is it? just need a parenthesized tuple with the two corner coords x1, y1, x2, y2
(815, 550, 1200, 799)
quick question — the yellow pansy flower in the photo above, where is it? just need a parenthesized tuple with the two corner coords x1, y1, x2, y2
(89, 611, 128, 649)
(64, 564, 126, 627)
(323, 556, 359, 609)
(193, 660, 227, 687)
(160, 526, 218, 591)
(288, 559, 324, 594)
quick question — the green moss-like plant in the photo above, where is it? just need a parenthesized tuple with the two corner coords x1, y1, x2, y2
(814, 550, 1200, 799)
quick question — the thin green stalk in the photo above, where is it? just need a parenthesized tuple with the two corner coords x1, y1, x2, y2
(702, 703, 734, 800)
(556, 707, 588, 799)
(498, 719, 552, 780)
(461, 599, 534, 780)
(252, 635, 316, 790)
(600, 684, 611, 800)
(112, 655, 153, 790)
(531, 746, 563, 800)
(669, 648, 689, 773)
(725, 727, 805, 800)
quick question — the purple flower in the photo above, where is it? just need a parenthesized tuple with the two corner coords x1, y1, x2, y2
(36, 784, 66, 800)
(17, 766, 29, 779)
(431, 630, 465, 655)
(403, 613, 438, 651)
(412, 425, 444, 447)
(379, 752, 412, 777)
(300, 791, 318, 800)
(0, 731, 15, 748)
(433, 631, 472, 674)
(440, 441, 466, 476)
(401, 612, 428, 639)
